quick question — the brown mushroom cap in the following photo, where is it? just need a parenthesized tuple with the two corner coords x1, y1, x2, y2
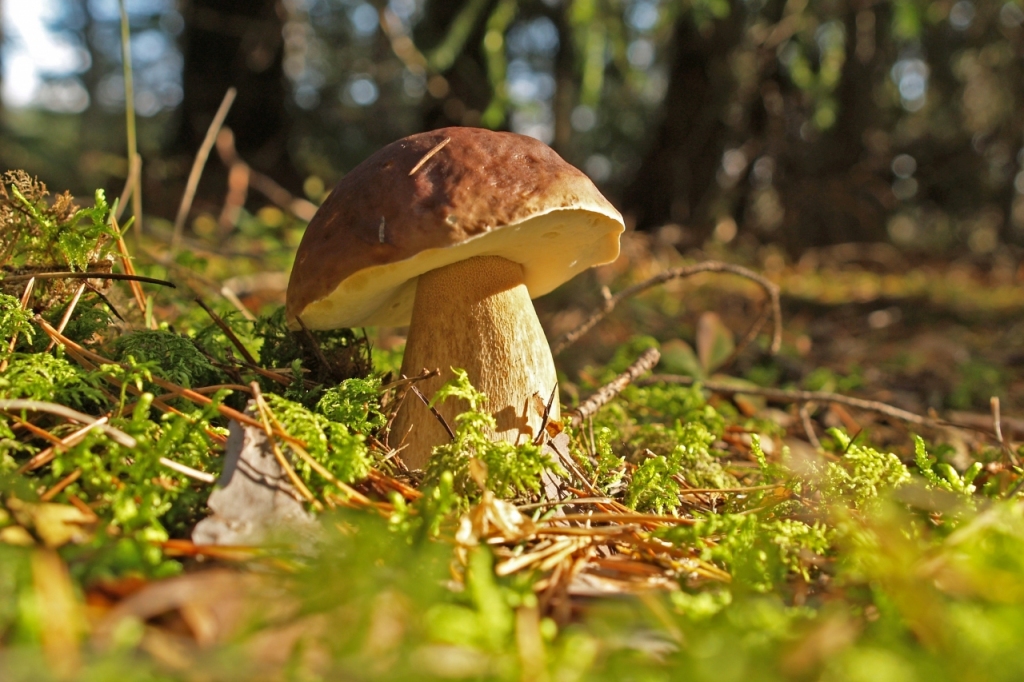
(286, 126, 624, 330)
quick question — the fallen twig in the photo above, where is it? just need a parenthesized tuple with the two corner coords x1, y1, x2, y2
(0, 400, 136, 448)
(799, 402, 823, 449)
(568, 348, 661, 427)
(215, 127, 318, 222)
(552, 261, 782, 356)
(16, 417, 112, 473)
(642, 374, 949, 429)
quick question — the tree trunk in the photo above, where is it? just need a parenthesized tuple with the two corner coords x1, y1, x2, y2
(415, 0, 499, 130)
(620, 3, 745, 237)
(171, 0, 300, 201)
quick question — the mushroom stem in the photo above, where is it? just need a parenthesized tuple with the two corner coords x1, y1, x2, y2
(393, 256, 559, 469)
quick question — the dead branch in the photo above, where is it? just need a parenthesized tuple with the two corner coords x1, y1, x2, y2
(552, 261, 782, 356)
(568, 348, 661, 427)
(642, 373, 962, 430)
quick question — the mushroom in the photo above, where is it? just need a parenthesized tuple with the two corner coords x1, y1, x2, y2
(286, 127, 624, 469)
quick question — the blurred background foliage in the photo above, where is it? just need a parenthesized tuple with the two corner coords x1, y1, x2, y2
(1, 0, 1023, 258)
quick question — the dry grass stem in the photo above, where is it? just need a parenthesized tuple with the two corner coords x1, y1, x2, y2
(158, 457, 216, 484)
(45, 283, 87, 352)
(0, 400, 135, 448)
(40, 469, 83, 501)
(250, 382, 321, 510)
(172, 87, 237, 252)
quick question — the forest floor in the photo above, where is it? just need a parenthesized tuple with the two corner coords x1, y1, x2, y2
(2, 180, 1024, 681)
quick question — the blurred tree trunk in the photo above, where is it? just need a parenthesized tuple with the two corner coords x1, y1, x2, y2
(620, 3, 745, 238)
(415, 0, 498, 130)
(171, 0, 300, 199)
(771, 6, 891, 249)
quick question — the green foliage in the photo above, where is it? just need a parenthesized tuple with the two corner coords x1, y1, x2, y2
(316, 376, 386, 435)
(914, 435, 981, 497)
(424, 369, 554, 500)
(0, 294, 33, 355)
(254, 307, 369, 390)
(0, 171, 116, 272)
(266, 393, 371, 491)
(665, 513, 831, 592)
(0, 353, 105, 411)
(112, 330, 220, 389)
(822, 429, 911, 508)
(626, 420, 724, 513)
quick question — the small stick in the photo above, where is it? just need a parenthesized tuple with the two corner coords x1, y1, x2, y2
(990, 396, 1020, 467)
(219, 285, 257, 321)
(89, 287, 126, 322)
(0, 271, 175, 287)
(45, 283, 87, 352)
(568, 348, 660, 427)
(10, 414, 66, 447)
(194, 296, 258, 365)
(159, 457, 216, 484)
(799, 402, 822, 450)
(172, 87, 237, 252)
(409, 383, 456, 441)
(409, 137, 451, 175)
(40, 469, 82, 501)
(221, 357, 295, 387)
(0, 401, 135, 448)
(718, 301, 771, 371)
(215, 128, 318, 221)
(552, 261, 782, 356)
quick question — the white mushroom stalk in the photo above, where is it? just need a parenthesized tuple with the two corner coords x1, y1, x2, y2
(392, 256, 558, 469)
